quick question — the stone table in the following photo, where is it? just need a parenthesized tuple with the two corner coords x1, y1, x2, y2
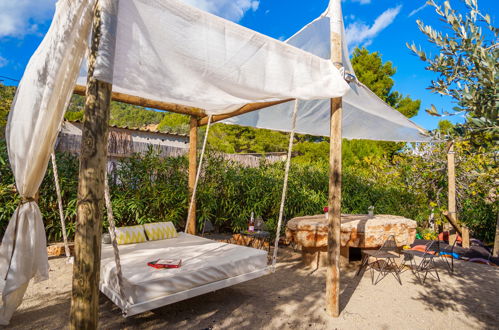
(285, 214, 417, 267)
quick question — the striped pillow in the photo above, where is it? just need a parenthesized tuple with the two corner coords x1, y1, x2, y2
(143, 222, 178, 241)
(114, 225, 147, 245)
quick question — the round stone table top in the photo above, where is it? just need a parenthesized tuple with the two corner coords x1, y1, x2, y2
(286, 214, 417, 248)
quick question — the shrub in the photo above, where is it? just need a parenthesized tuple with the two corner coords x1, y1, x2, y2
(0, 139, 495, 243)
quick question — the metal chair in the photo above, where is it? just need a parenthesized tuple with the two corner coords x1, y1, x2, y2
(357, 235, 402, 285)
(402, 240, 442, 284)
(201, 219, 214, 236)
(438, 239, 457, 274)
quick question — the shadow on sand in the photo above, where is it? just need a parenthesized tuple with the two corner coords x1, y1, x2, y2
(7, 248, 499, 329)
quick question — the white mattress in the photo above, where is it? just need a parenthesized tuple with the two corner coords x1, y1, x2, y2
(101, 233, 268, 305)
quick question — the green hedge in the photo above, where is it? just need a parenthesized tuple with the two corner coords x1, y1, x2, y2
(0, 140, 496, 243)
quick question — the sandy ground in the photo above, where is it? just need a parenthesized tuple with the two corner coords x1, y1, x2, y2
(6, 247, 499, 330)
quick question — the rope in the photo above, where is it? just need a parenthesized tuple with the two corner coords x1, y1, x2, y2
(272, 100, 299, 269)
(51, 153, 71, 259)
(185, 115, 213, 233)
(104, 171, 127, 308)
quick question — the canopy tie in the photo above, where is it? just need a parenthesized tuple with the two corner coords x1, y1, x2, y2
(20, 197, 36, 204)
(4, 196, 38, 280)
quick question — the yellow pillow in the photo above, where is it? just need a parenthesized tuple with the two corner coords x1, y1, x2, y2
(143, 222, 178, 241)
(114, 225, 147, 245)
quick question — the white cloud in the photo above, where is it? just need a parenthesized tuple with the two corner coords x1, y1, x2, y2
(345, 5, 402, 49)
(408, 3, 428, 17)
(346, 14, 356, 21)
(0, 0, 55, 38)
(181, 0, 260, 22)
(343, 0, 372, 4)
(0, 0, 259, 39)
(0, 55, 7, 68)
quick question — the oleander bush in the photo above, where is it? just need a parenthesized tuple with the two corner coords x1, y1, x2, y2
(0, 139, 496, 243)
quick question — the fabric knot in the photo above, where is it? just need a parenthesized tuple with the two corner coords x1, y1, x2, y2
(21, 197, 36, 204)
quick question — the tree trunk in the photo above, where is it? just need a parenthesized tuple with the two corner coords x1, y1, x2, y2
(70, 2, 112, 328)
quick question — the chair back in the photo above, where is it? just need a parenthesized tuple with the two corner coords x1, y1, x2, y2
(379, 235, 398, 252)
(201, 219, 214, 236)
(426, 240, 441, 253)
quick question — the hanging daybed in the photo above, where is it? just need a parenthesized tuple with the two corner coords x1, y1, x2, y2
(100, 233, 268, 316)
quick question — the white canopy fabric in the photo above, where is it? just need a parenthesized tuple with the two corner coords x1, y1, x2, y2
(1, 0, 351, 324)
(223, 5, 430, 142)
(78, 0, 350, 114)
(0, 0, 95, 324)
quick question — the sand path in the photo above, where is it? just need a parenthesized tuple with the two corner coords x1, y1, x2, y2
(8, 248, 499, 329)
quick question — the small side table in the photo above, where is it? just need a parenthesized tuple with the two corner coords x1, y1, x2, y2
(239, 231, 271, 251)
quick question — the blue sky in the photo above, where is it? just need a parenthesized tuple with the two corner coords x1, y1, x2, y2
(0, 0, 496, 130)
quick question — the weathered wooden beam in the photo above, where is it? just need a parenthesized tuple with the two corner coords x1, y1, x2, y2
(326, 98, 342, 318)
(197, 99, 293, 126)
(74, 85, 206, 118)
(326, 0, 343, 319)
(493, 213, 499, 257)
(443, 211, 463, 236)
(70, 3, 111, 328)
(187, 116, 198, 235)
(461, 225, 470, 249)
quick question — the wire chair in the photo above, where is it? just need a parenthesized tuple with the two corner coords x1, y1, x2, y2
(357, 235, 402, 285)
(402, 240, 444, 284)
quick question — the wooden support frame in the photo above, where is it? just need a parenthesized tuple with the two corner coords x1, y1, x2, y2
(66, 0, 353, 324)
(70, 2, 112, 328)
(446, 141, 470, 248)
(73, 90, 293, 124)
(447, 142, 457, 245)
(326, 0, 343, 318)
(197, 99, 293, 126)
(187, 116, 198, 235)
(74, 85, 206, 118)
(443, 211, 462, 236)
(493, 213, 499, 257)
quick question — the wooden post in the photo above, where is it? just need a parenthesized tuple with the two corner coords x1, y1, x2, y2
(493, 213, 499, 257)
(326, 0, 343, 318)
(461, 225, 470, 249)
(187, 116, 198, 235)
(70, 2, 112, 328)
(447, 142, 458, 245)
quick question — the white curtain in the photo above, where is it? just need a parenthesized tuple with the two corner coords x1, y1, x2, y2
(0, 0, 95, 324)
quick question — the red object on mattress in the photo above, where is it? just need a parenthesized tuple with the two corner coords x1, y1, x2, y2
(147, 259, 182, 269)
